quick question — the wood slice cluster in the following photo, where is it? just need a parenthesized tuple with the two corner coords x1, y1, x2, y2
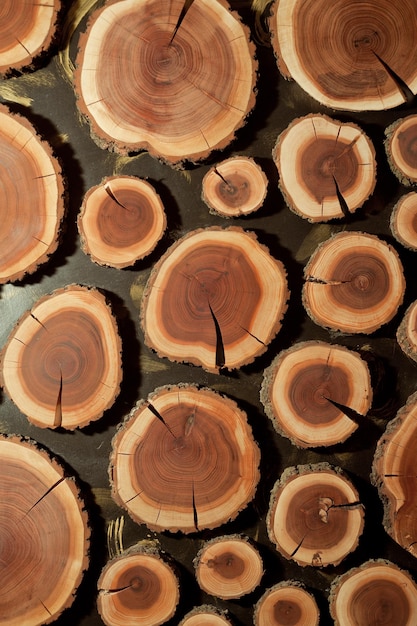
(0, 284, 122, 430)
(0, 435, 89, 626)
(390, 192, 417, 250)
(274, 114, 376, 223)
(74, 0, 256, 164)
(254, 581, 320, 626)
(110, 384, 260, 533)
(385, 115, 417, 185)
(179, 605, 232, 626)
(397, 300, 417, 363)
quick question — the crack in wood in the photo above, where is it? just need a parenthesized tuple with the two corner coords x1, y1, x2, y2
(208, 303, 225, 369)
(240, 326, 265, 345)
(372, 51, 414, 103)
(23, 477, 65, 517)
(30, 312, 48, 332)
(323, 395, 365, 425)
(146, 402, 176, 438)
(192, 481, 199, 531)
(170, 0, 195, 44)
(306, 275, 350, 285)
(104, 183, 130, 211)
(332, 175, 351, 218)
(39, 598, 52, 616)
(53, 368, 63, 428)
(290, 533, 307, 558)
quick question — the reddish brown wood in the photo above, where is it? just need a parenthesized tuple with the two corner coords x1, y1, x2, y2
(390, 192, 417, 250)
(385, 115, 417, 185)
(254, 581, 320, 626)
(397, 300, 417, 362)
(179, 605, 232, 626)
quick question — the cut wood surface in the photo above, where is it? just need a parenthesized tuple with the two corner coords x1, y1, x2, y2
(0, 284, 122, 429)
(274, 114, 376, 223)
(254, 581, 320, 626)
(0, 103, 65, 283)
(202, 156, 268, 217)
(385, 115, 417, 185)
(267, 464, 364, 567)
(141, 226, 289, 372)
(261, 340, 372, 448)
(0, 434, 89, 626)
(269, 0, 417, 111)
(78, 175, 166, 268)
(74, 0, 256, 164)
(194, 534, 263, 600)
(110, 384, 260, 533)
(390, 192, 417, 250)
(302, 231, 405, 334)
(179, 605, 232, 626)
(329, 560, 417, 626)
(397, 300, 417, 363)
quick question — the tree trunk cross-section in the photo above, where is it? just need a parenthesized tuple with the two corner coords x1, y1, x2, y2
(390, 192, 417, 251)
(74, 0, 257, 165)
(0, 435, 89, 626)
(397, 300, 417, 363)
(385, 115, 417, 185)
(179, 605, 232, 626)
(254, 581, 320, 626)
(109, 384, 260, 533)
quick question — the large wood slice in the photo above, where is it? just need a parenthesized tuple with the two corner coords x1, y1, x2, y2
(0, 435, 89, 626)
(110, 384, 260, 533)
(269, 0, 417, 111)
(0, 103, 65, 283)
(302, 231, 405, 334)
(74, 0, 257, 165)
(0, 284, 122, 430)
(141, 226, 289, 373)
(274, 114, 376, 223)
(261, 341, 372, 448)
(397, 300, 417, 363)
(179, 605, 232, 626)
(385, 115, 417, 185)
(254, 581, 320, 626)
(267, 464, 364, 567)
(390, 192, 417, 250)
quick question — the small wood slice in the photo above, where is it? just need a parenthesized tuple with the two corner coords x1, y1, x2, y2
(274, 114, 376, 223)
(397, 300, 417, 363)
(97, 546, 179, 626)
(302, 231, 405, 334)
(74, 0, 257, 165)
(0, 103, 65, 283)
(110, 384, 260, 533)
(78, 175, 166, 268)
(386, 114, 417, 185)
(261, 341, 372, 448)
(0, 435, 89, 626)
(140, 226, 289, 373)
(329, 560, 417, 626)
(194, 535, 263, 600)
(390, 192, 417, 250)
(267, 463, 364, 567)
(202, 156, 268, 217)
(179, 605, 232, 626)
(269, 0, 417, 111)
(0, 284, 122, 430)
(254, 581, 320, 626)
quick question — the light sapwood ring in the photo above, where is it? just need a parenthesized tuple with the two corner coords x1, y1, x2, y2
(390, 192, 417, 250)
(254, 581, 320, 626)
(385, 115, 417, 185)
(179, 605, 232, 626)
(397, 300, 417, 363)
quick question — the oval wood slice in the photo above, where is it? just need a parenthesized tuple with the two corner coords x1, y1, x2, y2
(302, 231, 405, 334)
(329, 560, 417, 626)
(0, 435, 89, 626)
(194, 534, 263, 600)
(254, 581, 320, 626)
(267, 463, 364, 567)
(385, 115, 417, 185)
(397, 300, 417, 363)
(141, 226, 289, 373)
(179, 605, 232, 626)
(269, 0, 417, 111)
(74, 0, 257, 165)
(0, 284, 122, 430)
(78, 175, 166, 268)
(390, 192, 417, 250)
(274, 114, 376, 223)
(110, 384, 260, 533)
(202, 156, 268, 217)
(261, 341, 372, 448)
(0, 103, 65, 283)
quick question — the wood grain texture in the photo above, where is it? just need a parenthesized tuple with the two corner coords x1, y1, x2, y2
(385, 115, 417, 185)
(254, 581, 320, 626)
(390, 192, 417, 250)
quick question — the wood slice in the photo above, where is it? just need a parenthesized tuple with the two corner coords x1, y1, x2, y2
(0, 434, 89, 626)
(0, 103, 65, 283)
(329, 560, 417, 626)
(194, 534, 263, 600)
(74, 0, 257, 165)
(78, 175, 167, 268)
(202, 156, 268, 217)
(269, 0, 417, 111)
(179, 605, 232, 626)
(97, 546, 179, 626)
(267, 463, 364, 567)
(385, 115, 417, 185)
(254, 581, 320, 626)
(0, 284, 122, 430)
(390, 192, 417, 250)
(273, 114, 376, 223)
(302, 231, 405, 334)
(260, 340, 372, 448)
(110, 384, 260, 533)
(397, 300, 417, 363)
(141, 226, 289, 373)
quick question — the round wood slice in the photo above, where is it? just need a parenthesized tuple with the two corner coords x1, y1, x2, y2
(261, 340, 372, 448)
(194, 534, 263, 600)
(179, 605, 232, 626)
(267, 463, 364, 567)
(385, 115, 417, 185)
(274, 114, 376, 223)
(329, 560, 417, 626)
(397, 300, 417, 363)
(390, 192, 417, 250)
(78, 175, 166, 268)
(254, 581, 320, 626)
(269, 0, 417, 111)
(0, 284, 122, 430)
(202, 156, 268, 217)
(302, 231, 405, 334)
(110, 384, 260, 533)
(74, 0, 257, 165)
(140, 226, 289, 373)
(0, 103, 65, 283)
(0, 434, 89, 626)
